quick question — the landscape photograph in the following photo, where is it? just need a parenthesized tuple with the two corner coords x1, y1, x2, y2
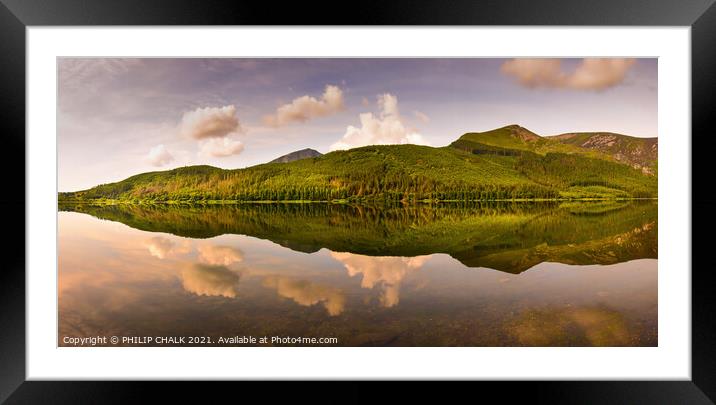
(58, 58, 657, 347)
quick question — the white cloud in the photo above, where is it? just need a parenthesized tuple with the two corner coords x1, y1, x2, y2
(263, 85, 345, 127)
(179, 105, 242, 139)
(197, 244, 244, 266)
(501, 58, 636, 91)
(175, 105, 245, 158)
(199, 137, 245, 157)
(145, 144, 174, 167)
(567, 59, 636, 89)
(181, 264, 241, 298)
(330, 93, 429, 151)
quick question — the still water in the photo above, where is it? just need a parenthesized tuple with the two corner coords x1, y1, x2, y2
(58, 201, 657, 346)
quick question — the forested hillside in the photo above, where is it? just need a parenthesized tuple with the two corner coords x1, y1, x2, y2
(59, 125, 657, 203)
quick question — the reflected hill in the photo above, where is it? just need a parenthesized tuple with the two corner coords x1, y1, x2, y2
(59, 201, 657, 274)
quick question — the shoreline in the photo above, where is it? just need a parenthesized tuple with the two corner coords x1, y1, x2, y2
(57, 197, 658, 206)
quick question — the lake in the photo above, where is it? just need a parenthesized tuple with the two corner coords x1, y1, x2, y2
(58, 201, 657, 346)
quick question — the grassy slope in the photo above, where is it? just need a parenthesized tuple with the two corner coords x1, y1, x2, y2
(457, 126, 657, 173)
(548, 132, 658, 173)
(59, 126, 658, 202)
(450, 126, 657, 198)
(455, 126, 658, 175)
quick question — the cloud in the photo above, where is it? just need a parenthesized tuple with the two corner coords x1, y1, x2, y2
(181, 264, 241, 298)
(329, 94, 429, 151)
(145, 144, 174, 167)
(144, 236, 192, 259)
(197, 244, 244, 266)
(176, 105, 244, 158)
(330, 252, 430, 308)
(262, 85, 345, 127)
(501, 58, 636, 90)
(262, 276, 345, 316)
(199, 137, 245, 157)
(144, 237, 174, 259)
(179, 105, 242, 139)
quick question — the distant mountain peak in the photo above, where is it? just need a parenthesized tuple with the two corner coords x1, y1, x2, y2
(269, 148, 323, 164)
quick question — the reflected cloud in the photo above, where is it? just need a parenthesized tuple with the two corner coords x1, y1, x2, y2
(181, 264, 241, 298)
(144, 236, 191, 259)
(145, 236, 174, 259)
(330, 252, 431, 307)
(197, 244, 244, 266)
(262, 276, 345, 316)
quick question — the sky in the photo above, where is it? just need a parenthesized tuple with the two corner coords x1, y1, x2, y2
(58, 58, 657, 191)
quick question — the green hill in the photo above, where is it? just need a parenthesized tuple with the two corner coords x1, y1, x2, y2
(451, 125, 542, 151)
(452, 125, 657, 174)
(59, 125, 657, 203)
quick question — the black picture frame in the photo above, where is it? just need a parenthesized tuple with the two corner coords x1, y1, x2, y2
(1, 0, 714, 402)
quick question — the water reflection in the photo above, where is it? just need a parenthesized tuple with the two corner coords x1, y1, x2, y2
(197, 244, 244, 266)
(145, 236, 191, 259)
(181, 264, 241, 298)
(58, 201, 657, 346)
(510, 307, 631, 346)
(262, 276, 346, 316)
(60, 201, 657, 273)
(331, 252, 430, 307)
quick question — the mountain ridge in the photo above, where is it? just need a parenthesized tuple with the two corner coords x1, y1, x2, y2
(547, 132, 657, 174)
(452, 125, 657, 175)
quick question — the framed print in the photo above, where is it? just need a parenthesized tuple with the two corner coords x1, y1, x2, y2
(2, 0, 715, 402)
